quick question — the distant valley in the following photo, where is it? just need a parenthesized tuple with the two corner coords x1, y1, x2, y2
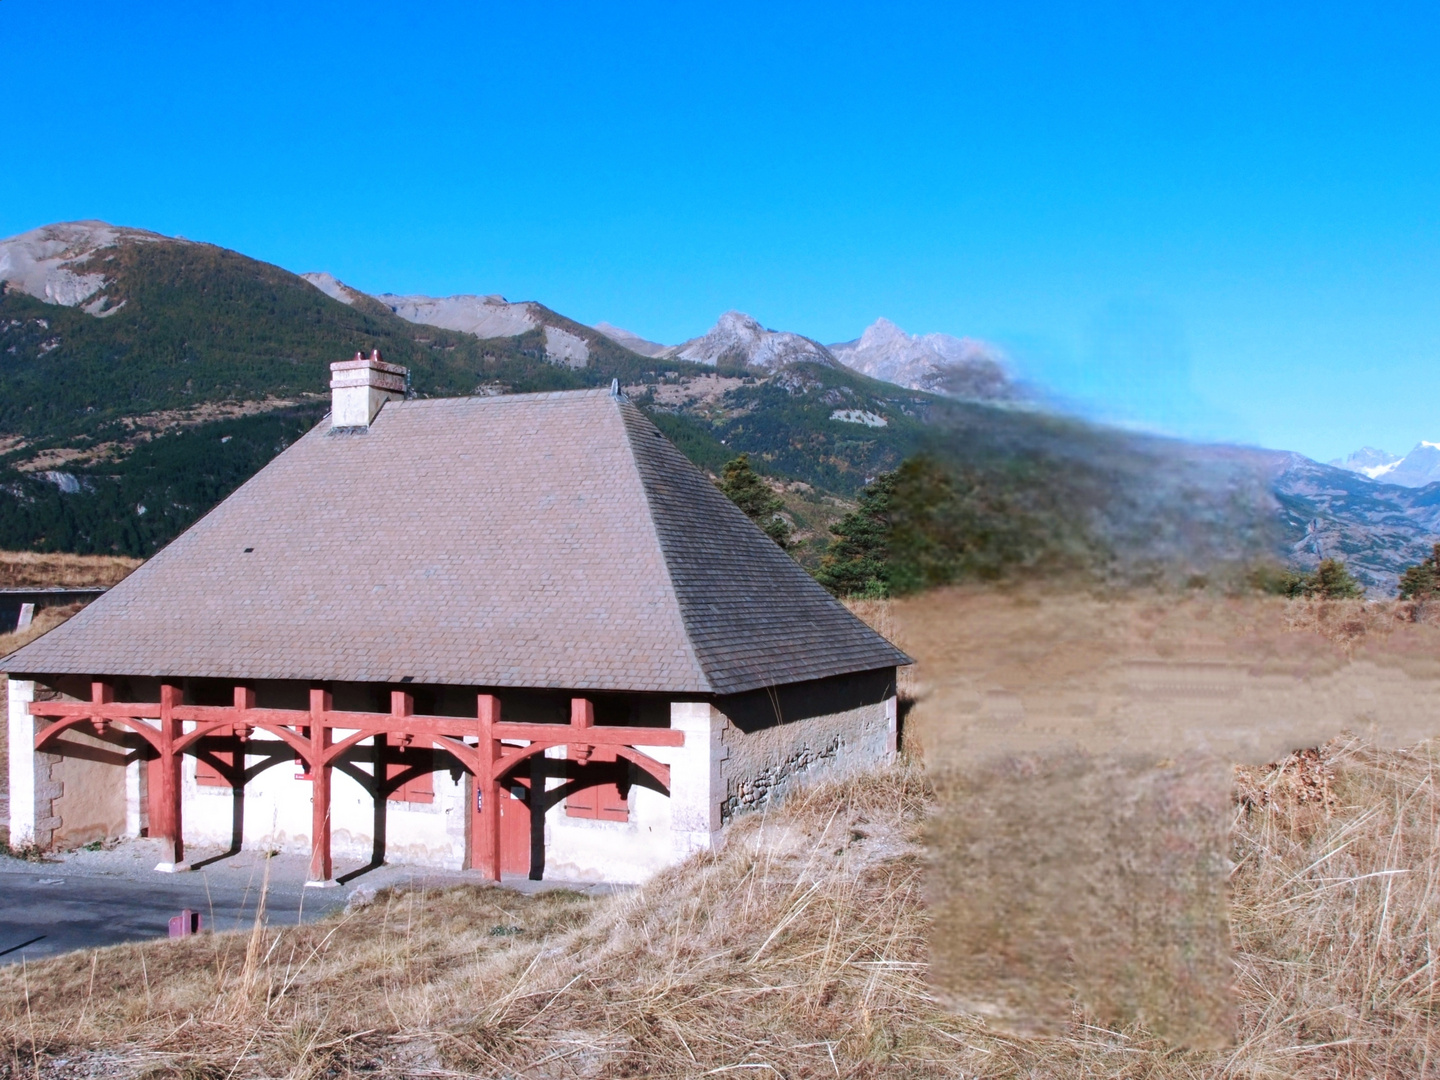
(1, 219, 1438, 594)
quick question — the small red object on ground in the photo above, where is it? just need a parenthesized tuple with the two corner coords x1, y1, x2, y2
(168, 909, 201, 938)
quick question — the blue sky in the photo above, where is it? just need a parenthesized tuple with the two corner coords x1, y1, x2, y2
(3, 1, 1438, 462)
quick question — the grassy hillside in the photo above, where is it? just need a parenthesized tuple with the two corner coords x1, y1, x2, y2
(0, 239, 687, 448)
(4, 735, 1437, 1077)
(0, 229, 1291, 579)
(0, 233, 996, 557)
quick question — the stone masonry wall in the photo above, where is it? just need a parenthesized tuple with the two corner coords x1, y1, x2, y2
(718, 686, 895, 823)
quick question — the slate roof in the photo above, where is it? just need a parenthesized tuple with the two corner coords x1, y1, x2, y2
(3, 389, 909, 695)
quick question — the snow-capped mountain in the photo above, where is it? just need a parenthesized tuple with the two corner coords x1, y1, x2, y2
(593, 322, 668, 358)
(1330, 443, 1440, 487)
(300, 274, 591, 369)
(828, 318, 1018, 402)
(663, 311, 840, 370)
(0, 220, 172, 316)
(1328, 446, 1402, 479)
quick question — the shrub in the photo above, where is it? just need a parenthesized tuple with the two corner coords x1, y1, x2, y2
(1308, 558, 1364, 599)
(1252, 558, 1363, 599)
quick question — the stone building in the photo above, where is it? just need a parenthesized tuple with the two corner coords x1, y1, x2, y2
(3, 354, 908, 885)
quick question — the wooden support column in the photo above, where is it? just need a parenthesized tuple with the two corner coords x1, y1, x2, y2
(154, 682, 188, 872)
(233, 685, 256, 734)
(570, 697, 593, 763)
(306, 687, 335, 887)
(473, 693, 502, 881)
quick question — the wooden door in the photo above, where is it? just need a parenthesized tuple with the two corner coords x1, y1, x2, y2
(499, 778, 532, 876)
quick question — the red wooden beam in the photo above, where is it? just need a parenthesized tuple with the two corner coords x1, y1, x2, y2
(492, 721, 683, 747)
(30, 701, 186, 719)
(29, 683, 685, 882)
(32, 703, 683, 750)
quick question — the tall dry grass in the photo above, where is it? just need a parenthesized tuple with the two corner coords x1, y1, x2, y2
(0, 550, 139, 591)
(3, 743, 1440, 1077)
(1229, 735, 1440, 1076)
(0, 766, 944, 1078)
(0, 603, 85, 660)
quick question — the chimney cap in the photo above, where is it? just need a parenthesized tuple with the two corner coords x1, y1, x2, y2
(330, 348, 408, 378)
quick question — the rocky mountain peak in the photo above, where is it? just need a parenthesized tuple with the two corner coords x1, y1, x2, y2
(0, 220, 171, 316)
(666, 310, 839, 371)
(593, 322, 669, 358)
(300, 272, 368, 307)
(829, 318, 1018, 403)
(1331, 444, 1440, 487)
(371, 292, 541, 340)
(299, 272, 593, 369)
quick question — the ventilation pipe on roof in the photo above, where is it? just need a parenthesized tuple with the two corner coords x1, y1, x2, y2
(329, 350, 408, 428)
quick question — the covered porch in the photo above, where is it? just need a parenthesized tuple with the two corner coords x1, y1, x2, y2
(14, 678, 695, 886)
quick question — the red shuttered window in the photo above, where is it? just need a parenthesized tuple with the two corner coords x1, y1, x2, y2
(386, 736, 434, 804)
(566, 764, 629, 822)
(196, 749, 233, 787)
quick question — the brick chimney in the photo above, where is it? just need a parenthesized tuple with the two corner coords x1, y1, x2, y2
(329, 350, 407, 428)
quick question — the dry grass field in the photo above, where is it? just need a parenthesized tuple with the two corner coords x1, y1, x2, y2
(0, 552, 139, 591)
(2, 587, 1440, 1077)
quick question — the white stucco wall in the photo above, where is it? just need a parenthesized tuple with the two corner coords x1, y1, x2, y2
(539, 719, 706, 883)
(7, 678, 36, 846)
(181, 730, 468, 869)
(13, 674, 896, 883)
(537, 689, 896, 884)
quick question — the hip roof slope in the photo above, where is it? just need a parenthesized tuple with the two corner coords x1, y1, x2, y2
(4, 389, 907, 693)
(619, 402, 910, 695)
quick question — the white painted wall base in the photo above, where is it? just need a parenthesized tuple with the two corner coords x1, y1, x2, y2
(6, 678, 35, 847)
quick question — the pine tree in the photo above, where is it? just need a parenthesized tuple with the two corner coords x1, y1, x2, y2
(815, 472, 896, 598)
(1307, 558, 1364, 599)
(1398, 543, 1440, 600)
(719, 453, 791, 548)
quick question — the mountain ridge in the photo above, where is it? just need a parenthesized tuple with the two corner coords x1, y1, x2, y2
(662, 310, 841, 371)
(0, 219, 1434, 594)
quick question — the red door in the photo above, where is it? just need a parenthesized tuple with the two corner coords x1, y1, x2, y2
(469, 772, 535, 877)
(500, 778, 531, 876)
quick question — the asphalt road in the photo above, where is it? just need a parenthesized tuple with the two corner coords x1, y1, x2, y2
(0, 842, 615, 965)
(0, 864, 350, 963)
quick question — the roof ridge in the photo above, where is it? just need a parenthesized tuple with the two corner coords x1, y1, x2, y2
(391, 387, 615, 409)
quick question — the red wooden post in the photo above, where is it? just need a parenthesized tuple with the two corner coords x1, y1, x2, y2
(90, 679, 113, 736)
(233, 684, 256, 735)
(570, 696, 594, 763)
(155, 682, 186, 871)
(474, 693, 502, 881)
(307, 687, 334, 886)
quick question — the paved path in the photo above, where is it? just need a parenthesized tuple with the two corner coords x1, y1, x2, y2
(0, 839, 613, 965)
